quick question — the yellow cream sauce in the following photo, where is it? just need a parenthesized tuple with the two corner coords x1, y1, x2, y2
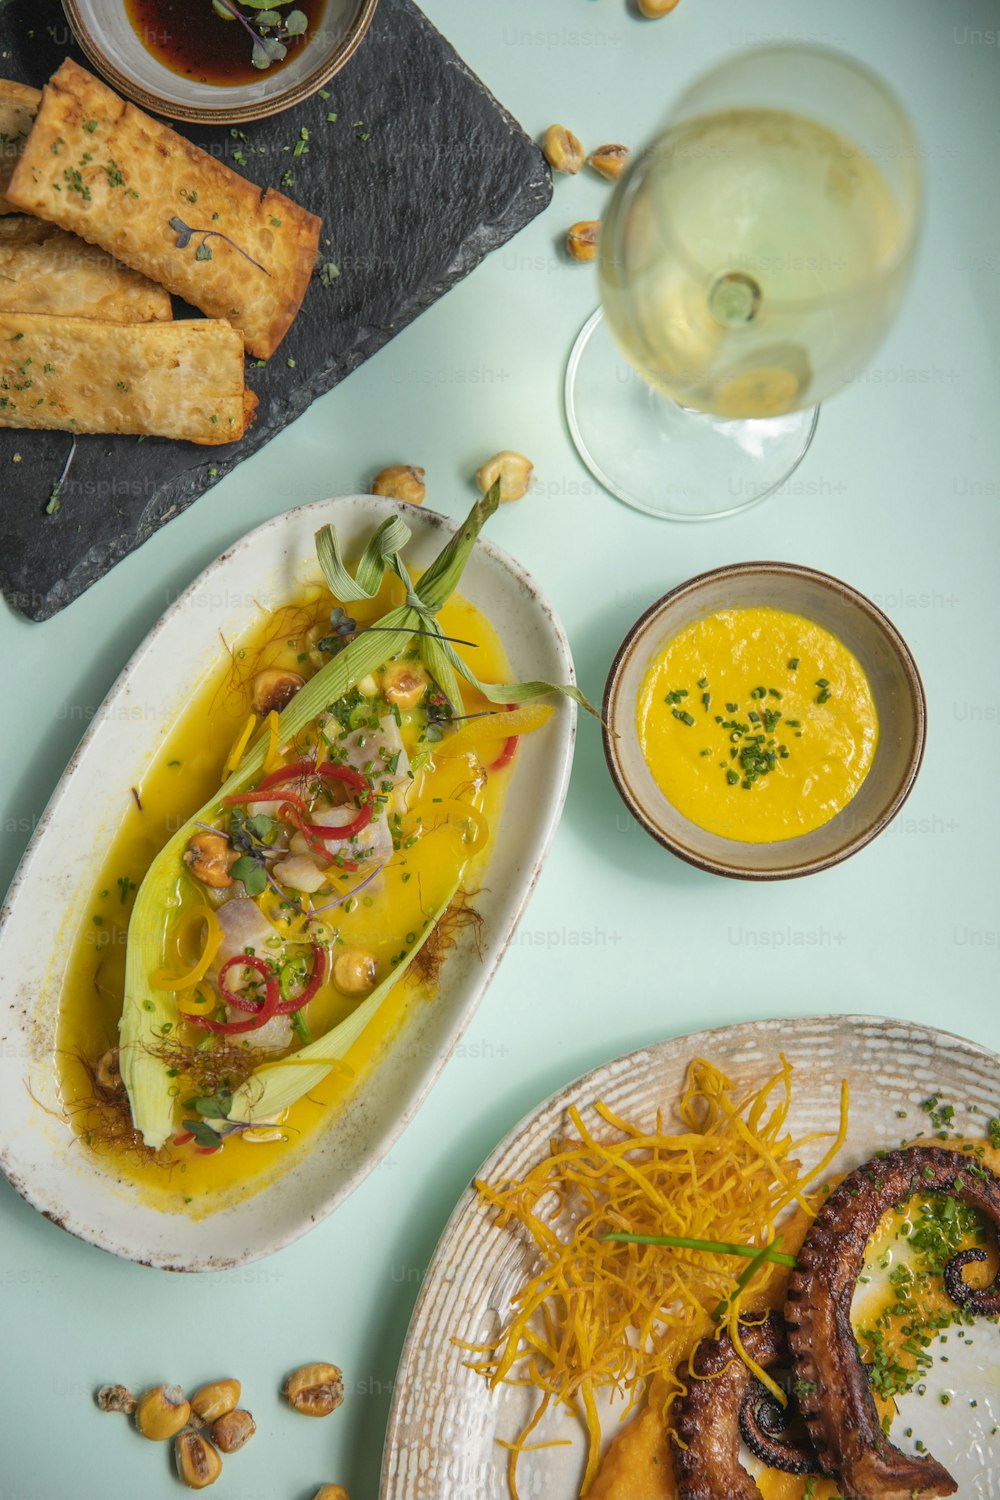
(637, 607, 878, 843)
(56, 573, 516, 1216)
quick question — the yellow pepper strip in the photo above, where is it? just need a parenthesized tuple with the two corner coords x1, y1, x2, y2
(223, 713, 257, 779)
(152, 907, 223, 991)
(433, 703, 555, 759)
(406, 800, 489, 851)
(177, 982, 217, 1018)
(262, 709, 282, 774)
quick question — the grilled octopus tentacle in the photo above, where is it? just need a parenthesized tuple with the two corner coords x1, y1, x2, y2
(785, 1144, 1000, 1500)
(739, 1378, 814, 1474)
(672, 1312, 817, 1500)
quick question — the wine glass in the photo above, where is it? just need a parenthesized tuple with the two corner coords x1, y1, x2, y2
(565, 45, 921, 521)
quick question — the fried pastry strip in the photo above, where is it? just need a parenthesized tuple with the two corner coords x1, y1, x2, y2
(7, 60, 320, 357)
(0, 313, 256, 443)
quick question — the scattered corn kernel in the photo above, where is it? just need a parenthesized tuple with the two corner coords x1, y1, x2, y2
(136, 1385, 191, 1442)
(382, 660, 428, 712)
(252, 668, 304, 715)
(638, 0, 681, 14)
(475, 451, 534, 503)
(542, 123, 584, 175)
(566, 221, 600, 262)
(371, 465, 426, 506)
(285, 1363, 345, 1418)
(175, 1429, 223, 1489)
(94, 1048, 124, 1095)
(587, 143, 630, 181)
(190, 1379, 240, 1425)
(332, 950, 376, 996)
(96, 1383, 136, 1415)
(211, 1408, 256, 1453)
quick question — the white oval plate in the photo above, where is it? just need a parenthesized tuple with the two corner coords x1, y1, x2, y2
(0, 497, 576, 1270)
(381, 1015, 1000, 1499)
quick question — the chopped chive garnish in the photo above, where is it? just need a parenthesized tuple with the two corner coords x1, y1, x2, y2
(726, 702, 737, 712)
(697, 677, 708, 690)
(788, 657, 799, 670)
(701, 692, 711, 710)
(672, 708, 695, 726)
(751, 686, 766, 699)
(817, 689, 831, 704)
(816, 678, 830, 688)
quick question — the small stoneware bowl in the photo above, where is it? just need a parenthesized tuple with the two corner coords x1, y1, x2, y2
(62, 0, 378, 125)
(603, 562, 926, 880)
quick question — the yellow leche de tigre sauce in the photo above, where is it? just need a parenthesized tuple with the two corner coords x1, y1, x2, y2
(636, 607, 878, 843)
(55, 577, 515, 1218)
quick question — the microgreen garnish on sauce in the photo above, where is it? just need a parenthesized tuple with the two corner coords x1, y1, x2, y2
(169, 216, 272, 277)
(210, 0, 308, 70)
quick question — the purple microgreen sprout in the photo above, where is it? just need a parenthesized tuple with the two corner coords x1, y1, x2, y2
(169, 215, 272, 277)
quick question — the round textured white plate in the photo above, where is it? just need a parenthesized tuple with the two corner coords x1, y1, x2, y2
(0, 497, 576, 1269)
(381, 1015, 1000, 1499)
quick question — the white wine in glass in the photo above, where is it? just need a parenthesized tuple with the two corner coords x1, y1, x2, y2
(565, 46, 921, 520)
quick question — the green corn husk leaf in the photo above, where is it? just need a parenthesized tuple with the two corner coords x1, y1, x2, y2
(314, 514, 411, 602)
(120, 484, 582, 1147)
(227, 873, 462, 1123)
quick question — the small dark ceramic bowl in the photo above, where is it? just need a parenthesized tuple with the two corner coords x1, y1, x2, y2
(603, 562, 927, 880)
(62, 0, 378, 125)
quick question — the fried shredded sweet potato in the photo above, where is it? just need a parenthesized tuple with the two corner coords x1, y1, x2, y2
(462, 1057, 848, 1498)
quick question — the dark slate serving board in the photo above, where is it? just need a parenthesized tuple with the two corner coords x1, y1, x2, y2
(0, 0, 551, 620)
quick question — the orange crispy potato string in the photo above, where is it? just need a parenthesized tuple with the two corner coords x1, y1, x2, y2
(465, 1056, 849, 1498)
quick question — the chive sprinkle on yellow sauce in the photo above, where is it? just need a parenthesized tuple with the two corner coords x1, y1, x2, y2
(636, 607, 878, 843)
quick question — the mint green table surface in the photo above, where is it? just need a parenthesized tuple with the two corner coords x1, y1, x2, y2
(1, 3, 998, 1497)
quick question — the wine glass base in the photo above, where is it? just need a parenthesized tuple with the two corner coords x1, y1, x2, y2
(565, 309, 819, 522)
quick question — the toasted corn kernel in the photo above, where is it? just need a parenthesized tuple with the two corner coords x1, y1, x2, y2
(175, 1429, 223, 1489)
(371, 465, 426, 506)
(285, 1363, 345, 1418)
(542, 123, 583, 175)
(136, 1385, 191, 1442)
(252, 668, 304, 715)
(211, 1408, 256, 1453)
(566, 221, 600, 262)
(190, 1379, 240, 1425)
(313, 1488, 350, 1500)
(96, 1383, 136, 1415)
(332, 950, 376, 997)
(185, 833, 237, 891)
(638, 0, 681, 14)
(94, 1048, 124, 1096)
(587, 143, 630, 181)
(382, 660, 428, 712)
(475, 450, 535, 503)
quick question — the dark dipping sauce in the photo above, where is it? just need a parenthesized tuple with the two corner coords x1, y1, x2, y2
(124, 0, 327, 87)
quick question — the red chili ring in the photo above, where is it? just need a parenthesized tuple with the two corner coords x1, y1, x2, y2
(189, 960, 279, 1036)
(275, 944, 327, 1015)
(280, 801, 369, 857)
(257, 759, 368, 793)
(217, 952, 274, 1012)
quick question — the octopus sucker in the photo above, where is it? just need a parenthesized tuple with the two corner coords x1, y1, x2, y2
(672, 1312, 817, 1500)
(785, 1144, 1000, 1500)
